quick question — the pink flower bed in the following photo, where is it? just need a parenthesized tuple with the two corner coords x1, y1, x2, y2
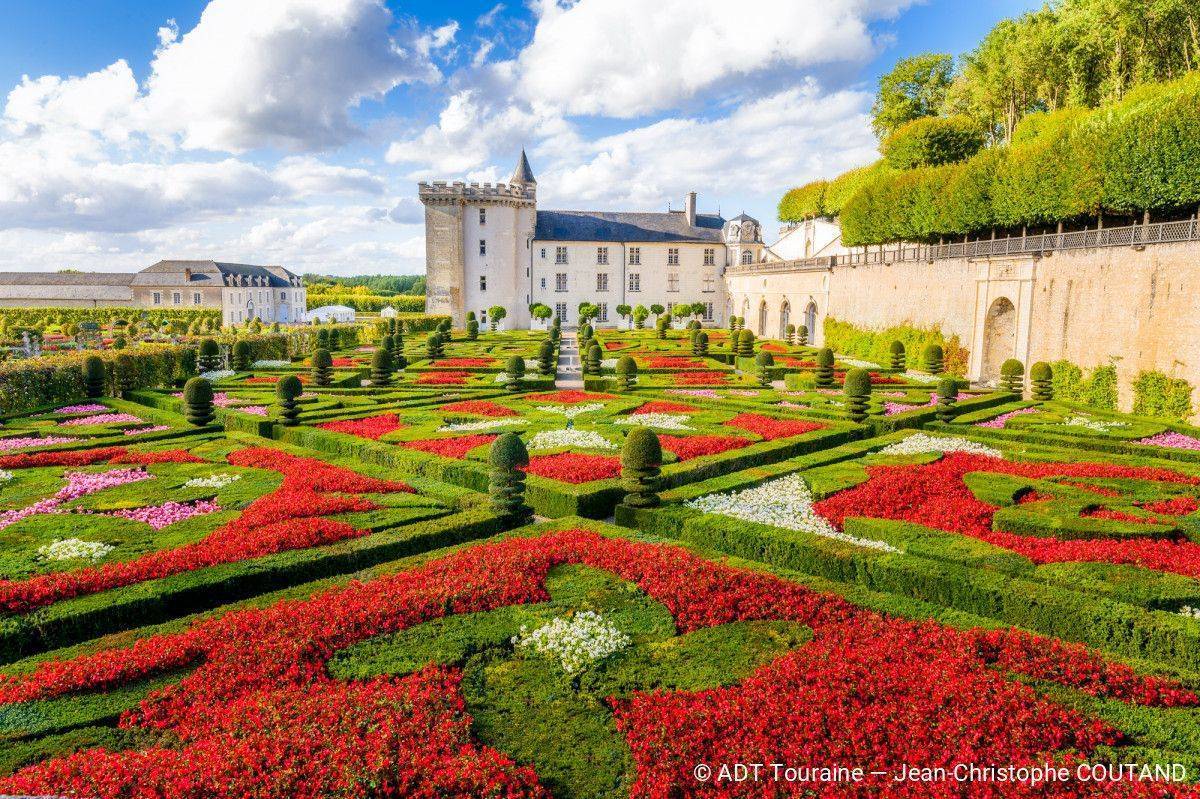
(0, 468, 152, 532)
(0, 436, 76, 452)
(976, 407, 1039, 428)
(1138, 432, 1200, 450)
(61, 413, 143, 427)
(237, 406, 269, 416)
(123, 425, 172, 436)
(54, 403, 108, 414)
(108, 499, 221, 530)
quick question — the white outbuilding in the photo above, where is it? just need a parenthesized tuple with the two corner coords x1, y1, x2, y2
(379, 306, 399, 318)
(306, 304, 356, 323)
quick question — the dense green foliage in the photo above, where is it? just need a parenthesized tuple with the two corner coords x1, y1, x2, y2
(872, 52, 954, 139)
(183, 377, 214, 426)
(277, 375, 303, 426)
(311, 349, 333, 387)
(1031, 361, 1054, 400)
(1132, 370, 1194, 421)
(1000, 359, 1025, 393)
(621, 428, 663, 509)
(197, 338, 221, 373)
(232, 341, 252, 372)
(823, 318, 967, 376)
(753, 351, 774, 387)
(882, 115, 984, 169)
(615, 356, 637, 391)
(923, 344, 944, 375)
(888, 340, 906, 371)
(82, 356, 104, 398)
(370, 348, 394, 388)
(488, 432, 531, 521)
(815, 348, 835, 387)
(1052, 360, 1118, 411)
(505, 356, 525, 393)
(936, 376, 958, 421)
(844, 368, 872, 422)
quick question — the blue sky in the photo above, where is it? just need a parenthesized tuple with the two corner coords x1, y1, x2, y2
(0, 0, 1038, 276)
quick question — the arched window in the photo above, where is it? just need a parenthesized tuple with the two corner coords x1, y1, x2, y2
(741, 251, 753, 265)
(804, 302, 818, 343)
(779, 301, 790, 339)
(758, 300, 768, 336)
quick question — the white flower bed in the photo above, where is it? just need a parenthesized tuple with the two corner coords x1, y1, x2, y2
(686, 473, 899, 553)
(183, 473, 242, 489)
(614, 413, 694, 431)
(512, 611, 630, 673)
(900, 371, 940, 384)
(839, 357, 881, 369)
(251, 360, 291, 369)
(1180, 605, 1200, 619)
(536, 403, 605, 419)
(877, 433, 1002, 458)
(37, 538, 114, 562)
(0, 469, 11, 482)
(200, 370, 235, 381)
(438, 419, 523, 432)
(1061, 415, 1128, 432)
(601, 358, 617, 369)
(527, 429, 616, 450)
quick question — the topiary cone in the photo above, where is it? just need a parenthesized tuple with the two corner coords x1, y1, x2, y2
(586, 344, 602, 377)
(923, 343, 944, 375)
(232, 340, 251, 371)
(426, 332, 443, 361)
(371, 348, 394, 387)
(844, 367, 872, 423)
(815, 347, 836, 387)
(889, 340, 906, 371)
(538, 340, 556, 375)
(1030, 361, 1054, 401)
(505, 356, 525, 392)
(466, 319, 479, 340)
(83, 355, 105, 398)
(615, 356, 637, 391)
(936, 377, 958, 422)
(696, 331, 709, 356)
(198, 337, 221, 373)
(797, 324, 808, 346)
(1000, 358, 1025, 394)
(183, 377, 215, 426)
(621, 427, 662, 508)
(488, 432, 531, 522)
(785, 323, 796, 344)
(754, 350, 775, 387)
(276, 375, 303, 426)
(311, 348, 333, 387)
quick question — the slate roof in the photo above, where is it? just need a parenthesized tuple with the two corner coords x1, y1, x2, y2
(534, 210, 726, 243)
(510, 150, 536, 184)
(0, 272, 135, 286)
(132, 260, 300, 288)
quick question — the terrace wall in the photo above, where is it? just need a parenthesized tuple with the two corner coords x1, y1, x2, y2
(726, 240, 1200, 414)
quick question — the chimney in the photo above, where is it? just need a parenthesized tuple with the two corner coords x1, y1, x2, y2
(685, 192, 697, 226)
(184, 268, 191, 281)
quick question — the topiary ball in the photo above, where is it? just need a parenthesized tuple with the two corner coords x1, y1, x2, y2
(754, 351, 774, 367)
(277, 374, 303, 401)
(923, 343, 944, 374)
(489, 431, 529, 469)
(844, 367, 872, 397)
(1030, 361, 1054, 401)
(817, 347, 835, 367)
(506, 355, 525, 376)
(1000, 358, 1025, 393)
(622, 427, 662, 470)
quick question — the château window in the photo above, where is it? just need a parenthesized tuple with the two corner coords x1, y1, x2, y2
(540, 277, 546, 289)
(152, 292, 161, 305)
(703, 248, 715, 266)
(555, 302, 567, 322)
(703, 276, 715, 293)
(628, 247, 640, 265)
(194, 292, 202, 305)
(555, 272, 567, 292)
(480, 275, 487, 291)
(479, 208, 486, 225)
(703, 302, 714, 321)
(598, 302, 608, 322)
(555, 246, 568, 264)
(668, 248, 679, 265)
(597, 246, 608, 265)
(596, 273, 608, 292)
(172, 292, 181, 305)
(479, 239, 487, 256)
(667, 272, 680, 292)
(741, 250, 753, 265)
(540, 248, 546, 258)
(628, 273, 640, 292)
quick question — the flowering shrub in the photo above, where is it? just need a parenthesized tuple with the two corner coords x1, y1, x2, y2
(1140, 496, 1199, 516)
(318, 414, 403, 440)
(512, 611, 630, 672)
(667, 388, 719, 399)
(839, 357, 881, 369)
(642, 356, 709, 369)
(1137, 431, 1200, 450)
(614, 413, 693, 432)
(0, 448, 413, 614)
(0, 435, 78, 452)
(526, 390, 615, 404)
(440, 400, 518, 417)
(674, 370, 729, 385)
(403, 434, 497, 459)
(535, 402, 605, 419)
(331, 358, 357, 367)
(37, 538, 114, 562)
(725, 413, 823, 441)
(527, 429, 616, 450)
(0, 529, 1189, 797)
(416, 371, 471, 385)
(525, 453, 621, 483)
(761, 343, 788, 353)
(2, 467, 153, 532)
(237, 405, 269, 416)
(123, 424, 172, 436)
(1062, 415, 1129, 432)
(251, 360, 291, 369)
(199, 369, 235, 381)
(631, 400, 698, 415)
(656, 434, 750, 461)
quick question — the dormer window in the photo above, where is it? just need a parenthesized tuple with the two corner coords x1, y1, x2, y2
(741, 251, 753, 265)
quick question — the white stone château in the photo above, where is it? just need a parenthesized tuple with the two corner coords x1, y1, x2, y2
(420, 151, 762, 329)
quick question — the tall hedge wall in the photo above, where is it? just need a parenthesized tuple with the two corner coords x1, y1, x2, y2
(0, 345, 188, 415)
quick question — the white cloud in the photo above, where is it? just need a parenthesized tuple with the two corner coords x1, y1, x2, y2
(514, 0, 911, 117)
(3, 61, 140, 148)
(273, 157, 385, 196)
(418, 22, 460, 55)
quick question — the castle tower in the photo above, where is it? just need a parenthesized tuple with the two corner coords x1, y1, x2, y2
(724, 213, 764, 268)
(418, 151, 537, 328)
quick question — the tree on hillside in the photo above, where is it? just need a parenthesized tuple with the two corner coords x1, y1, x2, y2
(872, 53, 954, 139)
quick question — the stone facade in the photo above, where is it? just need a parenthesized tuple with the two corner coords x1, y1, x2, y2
(726, 239, 1200, 413)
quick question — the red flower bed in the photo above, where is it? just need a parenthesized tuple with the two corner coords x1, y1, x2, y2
(524, 452, 620, 483)
(416, 371, 471, 385)
(657, 434, 751, 461)
(814, 452, 1200, 579)
(331, 357, 357, 367)
(0, 447, 201, 470)
(1083, 507, 1163, 524)
(1141, 496, 1199, 515)
(0, 529, 1190, 797)
(642, 356, 708, 369)
(673, 370, 729, 385)
(244, 376, 279, 384)
(725, 413, 824, 440)
(603, 341, 625, 350)
(777, 357, 815, 368)
(0, 448, 412, 615)
(525, 390, 615, 404)
(441, 400, 518, 417)
(631, 400, 698, 415)
(435, 357, 497, 367)
(403, 434, 497, 459)
(1061, 480, 1121, 497)
(318, 414, 404, 440)
(761, 342, 788, 353)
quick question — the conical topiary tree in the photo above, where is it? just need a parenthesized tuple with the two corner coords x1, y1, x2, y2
(466, 319, 479, 340)
(311, 348, 333, 387)
(844, 367, 872, 423)
(754, 351, 774, 387)
(923, 343, 944, 375)
(438, 318, 452, 336)
(277, 375, 303, 426)
(695, 331, 709, 356)
(936, 377, 958, 422)
(889, 340, 906, 371)
(1030, 361, 1054, 401)
(1000, 359, 1024, 394)
(198, 337, 221, 373)
(380, 334, 394, 358)
(538, 340, 555, 376)
(797, 324, 808, 346)
(371, 347, 395, 387)
(549, 325, 561, 345)
(392, 332, 407, 369)
(615, 355, 637, 391)
(690, 329, 701, 356)
(505, 355, 525, 392)
(83, 355, 105, 398)
(580, 323, 593, 343)
(815, 347, 836, 387)
(655, 316, 668, 339)
(232, 340, 252, 371)
(183, 377, 215, 426)
(621, 427, 662, 508)
(785, 323, 796, 344)
(426, 332, 444, 361)
(736, 329, 755, 358)
(586, 344, 602, 377)
(488, 432, 531, 522)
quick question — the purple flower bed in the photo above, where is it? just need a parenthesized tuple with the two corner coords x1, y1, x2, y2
(0, 436, 76, 452)
(53, 403, 109, 415)
(975, 407, 1039, 428)
(108, 499, 221, 529)
(1137, 431, 1200, 451)
(123, 425, 172, 436)
(61, 413, 143, 427)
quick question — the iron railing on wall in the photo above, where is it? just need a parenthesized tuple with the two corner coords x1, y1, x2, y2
(729, 218, 1200, 276)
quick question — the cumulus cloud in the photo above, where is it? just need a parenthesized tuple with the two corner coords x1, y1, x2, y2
(513, 0, 912, 117)
(273, 157, 386, 197)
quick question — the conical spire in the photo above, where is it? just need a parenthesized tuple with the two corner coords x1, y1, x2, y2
(510, 149, 536, 185)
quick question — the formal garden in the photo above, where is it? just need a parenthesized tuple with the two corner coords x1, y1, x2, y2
(3, 315, 1200, 796)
